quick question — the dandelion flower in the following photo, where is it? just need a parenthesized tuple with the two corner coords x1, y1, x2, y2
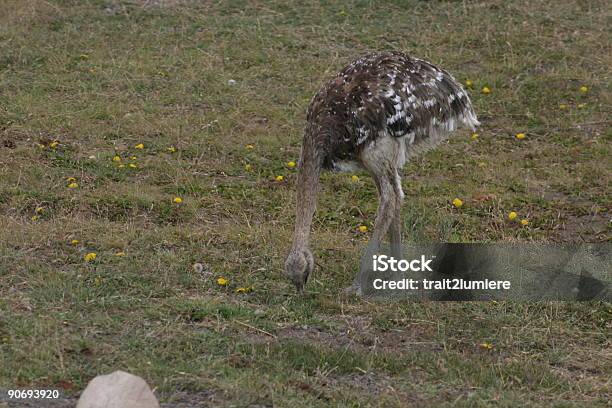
(520, 219, 529, 226)
(128, 163, 137, 169)
(275, 175, 284, 182)
(245, 144, 254, 150)
(67, 182, 79, 188)
(173, 197, 183, 204)
(471, 133, 479, 140)
(579, 86, 588, 93)
(71, 239, 80, 246)
(515, 133, 526, 140)
(35, 207, 44, 214)
(577, 103, 586, 109)
(49, 141, 59, 148)
(84, 252, 97, 262)
(67, 177, 77, 183)
(235, 287, 252, 293)
(217, 277, 229, 286)
(452, 198, 463, 208)
(167, 146, 176, 153)
(244, 164, 252, 171)
(559, 104, 568, 110)
(508, 211, 518, 221)
(465, 79, 474, 88)
(79, 54, 89, 60)
(134, 143, 144, 149)
(358, 225, 368, 233)
(481, 86, 491, 94)
(118, 164, 125, 168)
(112, 155, 121, 162)
(287, 161, 297, 168)
(115, 251, 126, 257)
(351, 175, 360, 182)
(479, 342, 494, 350)
(130, 156, 137, 160)
(31, 215, 39, 221)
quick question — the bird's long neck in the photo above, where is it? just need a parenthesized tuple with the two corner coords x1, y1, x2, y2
(290, 135, 322, 252)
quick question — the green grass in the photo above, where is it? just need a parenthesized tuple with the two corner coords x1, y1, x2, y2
(0, 0, 610, 406)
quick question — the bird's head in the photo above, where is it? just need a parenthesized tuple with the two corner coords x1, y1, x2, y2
(284, 248, 314, 294)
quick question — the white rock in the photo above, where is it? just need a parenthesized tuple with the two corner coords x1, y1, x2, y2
(227, 79, 237, 86)
(77, 370, 160, 408)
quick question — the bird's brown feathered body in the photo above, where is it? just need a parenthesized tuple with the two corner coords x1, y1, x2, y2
(306, 51, 479, 171)
(286, 51, 479, 294)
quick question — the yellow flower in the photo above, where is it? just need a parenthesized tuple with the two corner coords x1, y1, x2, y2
(351, 175, 360, 182)
(481, 86, 491, 94)
(173, 197, 183, 204)
(84, 252, 97, 262)
(49, 141, 59, 148)
(358, 225, 368, 233)
(118, 164, 125, 168)
(167, 146, 176, 153)
(31, 215, 39, 221)
(508, 211, 518, 221)
(245, 144, 254, 150)
(130, 156, 137, 160)
(520, 219, 529, 226)
(35, 207, 44, 214)
(134, 143, 144, 149)
(515, 133, 526, 140)
(465, 79, 473, 88)
(577, 103, 586, 109)
(128, 163, 137, 168)
(67, 182, 79, 188)
(452, 198, 463, 208)
(112, 155, 121, 162)
(217, 277, 229, 286)
(244, 164, 252, 171)
(79, 54, 89, 60)
(579, 86, 588, 93)
(471, 133, 479, 140)
(287, 161, 297, 168)
(559, 104, 568, 110)
(479, 342, 494, 350)
(115, 251, 126, 257)
(71, 239, 79, 246)
(67, 177, 77, 183)
(275, 175, 284, 182)
(235, 287, 252, 293)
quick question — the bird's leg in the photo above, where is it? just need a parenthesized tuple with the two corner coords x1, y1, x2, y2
(388, 203, 402, 259)
(388, 170, 404, 259)
(348, 175, 397, 294)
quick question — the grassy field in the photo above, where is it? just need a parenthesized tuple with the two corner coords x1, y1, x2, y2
(0, 0, 610, 406)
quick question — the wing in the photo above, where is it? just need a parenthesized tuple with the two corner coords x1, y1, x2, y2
(344, 53, 479, 146)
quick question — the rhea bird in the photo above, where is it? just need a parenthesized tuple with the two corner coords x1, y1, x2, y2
(285, 51, 479, 294)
